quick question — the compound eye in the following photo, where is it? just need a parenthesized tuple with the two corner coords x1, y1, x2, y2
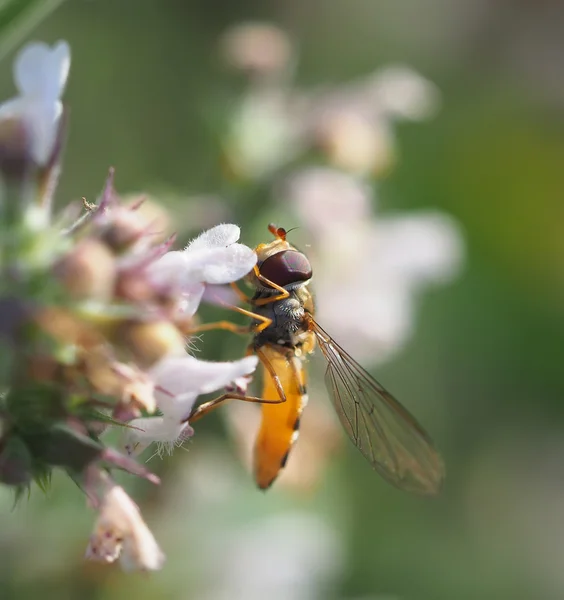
(259, 250, 312, 288)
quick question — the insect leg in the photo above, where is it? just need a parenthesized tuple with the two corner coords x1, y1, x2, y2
(252, 266, 290, 306)
(184, 346, 287, 423)
(187, 392, 285, 423)
(187, 320, 251, 335)
(230, 281, 251, 303)
(185, 304, 273, 335)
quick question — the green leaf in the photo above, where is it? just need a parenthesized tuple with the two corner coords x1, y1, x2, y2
(0, 0, 67, 63)
(33, 465, 52, 493)
(25, 422, 102, 471)
(12, 483, 30, 506)
(0, 434, 32, 486)
(77, 406, 142, 430)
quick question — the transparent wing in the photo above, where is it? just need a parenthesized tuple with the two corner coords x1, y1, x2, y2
(310, 318, 445, 495)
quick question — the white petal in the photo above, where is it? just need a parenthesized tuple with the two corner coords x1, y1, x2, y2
(284, 168, 371, 235)
(27, 101, 62, 165)
(369, 65, 440, 121)
(373, 212, 464, 286)
(120, 525, 165, 572)
(86, 485, 164, 571)
(151, 236, 257, 288)
(316, 282, 413, 364)
(183, 243, 257, 285)
(202, 283, 242, 307)
(150, 355, 258, 420)
(123, 417, 189, 455)
(148, 250, 187, 285)
(186, 224, 241, 251)
(14, 40, 70, 100)
(179, 282, 205, 317)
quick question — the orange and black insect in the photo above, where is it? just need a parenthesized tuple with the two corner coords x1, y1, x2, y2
(188, 224, 444, 494)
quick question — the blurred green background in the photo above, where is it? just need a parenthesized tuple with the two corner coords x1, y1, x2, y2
(2, 1, 564, 599)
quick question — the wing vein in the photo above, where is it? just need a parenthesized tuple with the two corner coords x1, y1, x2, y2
(310, 317, 444, 495)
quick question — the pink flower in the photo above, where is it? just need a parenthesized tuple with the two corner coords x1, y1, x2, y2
(85, 483, 164, 571)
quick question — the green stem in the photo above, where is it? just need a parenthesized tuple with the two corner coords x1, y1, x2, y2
(0, 0, 67, 63)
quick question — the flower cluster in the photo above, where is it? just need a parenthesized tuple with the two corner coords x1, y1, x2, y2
(0, 41, 259, 570)
(0, 21, 465, 573)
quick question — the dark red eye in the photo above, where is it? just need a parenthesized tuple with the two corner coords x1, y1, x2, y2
(259, 250, 312, 287)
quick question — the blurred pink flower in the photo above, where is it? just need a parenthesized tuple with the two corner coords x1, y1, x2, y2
(0, 40, 70, 165)
(85, 482, 164, 571)
(220, 22, 294, 78)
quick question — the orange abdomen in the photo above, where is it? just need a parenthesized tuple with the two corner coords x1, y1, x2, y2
(254, 346, 308, 489)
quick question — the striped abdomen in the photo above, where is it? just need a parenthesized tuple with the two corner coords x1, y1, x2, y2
(254, 345, 308, 489)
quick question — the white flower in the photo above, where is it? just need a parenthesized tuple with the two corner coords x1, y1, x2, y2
(302, 66, 439, 175)
(285, 168, 464, 363)
(225, 90, 301, 180)
(282, 168, 371, 236)
(150, 224, 257, 316)
(123, 355, 259, 455)
(0, 40, 70, 165)
(367, 65, 441, 121)
(85, 484, 164, 571)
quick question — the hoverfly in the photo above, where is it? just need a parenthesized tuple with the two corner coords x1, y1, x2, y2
(188, 224, 444, 494)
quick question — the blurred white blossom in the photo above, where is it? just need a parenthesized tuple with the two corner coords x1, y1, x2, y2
(0, 40, 70, 165)
(224, 90, 302, 181)
(85, 483, 164, 571)
(303, 65, 440, 176)
(283, 167, 464, 363)
(159, 443, 344, 600)
(221, 22, 440, 179)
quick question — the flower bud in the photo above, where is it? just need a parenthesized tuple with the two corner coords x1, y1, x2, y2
(98, 207, 148, 253)
(220, 22, 293, 78)
(0, 117, 31, 183)
(84, 350, 156, 414)
(115, 320, 185, 369)
(314, 112, 395, 176)
(54, 239, 117, 302)
(35, 306, 103, 348)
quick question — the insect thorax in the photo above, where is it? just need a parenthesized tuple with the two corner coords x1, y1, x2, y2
(252, 288, 312, 350)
